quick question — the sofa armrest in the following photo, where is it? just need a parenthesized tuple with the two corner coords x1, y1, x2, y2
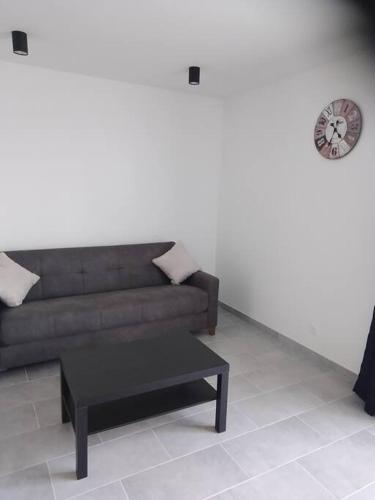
(184, 271, 219, 329)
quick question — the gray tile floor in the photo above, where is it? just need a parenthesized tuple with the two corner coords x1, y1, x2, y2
(0, 307, 372, 500)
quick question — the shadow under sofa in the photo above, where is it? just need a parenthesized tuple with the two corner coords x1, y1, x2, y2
(0, 242, 219, 369)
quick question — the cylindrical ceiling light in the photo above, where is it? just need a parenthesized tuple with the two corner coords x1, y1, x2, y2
(12, 31, 28, 56)
(189, 66, 200, 85)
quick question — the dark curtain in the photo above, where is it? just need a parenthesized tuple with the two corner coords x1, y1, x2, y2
(354, 306, 375, 416)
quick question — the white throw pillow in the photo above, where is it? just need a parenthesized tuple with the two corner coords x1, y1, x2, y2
(152, 242, 201, 284)
(0, 252, 40, 307)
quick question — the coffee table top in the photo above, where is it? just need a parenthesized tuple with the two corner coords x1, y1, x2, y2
(60, 332, 229, 406)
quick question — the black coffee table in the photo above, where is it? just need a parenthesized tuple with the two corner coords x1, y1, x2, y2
(60, 332, 229, 479)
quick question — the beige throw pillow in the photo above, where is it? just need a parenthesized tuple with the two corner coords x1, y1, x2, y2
(0, 252, 40, 307)
(152, 242, 200, 284)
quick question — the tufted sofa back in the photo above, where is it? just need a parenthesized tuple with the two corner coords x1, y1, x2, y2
(6, 242, 174, 302)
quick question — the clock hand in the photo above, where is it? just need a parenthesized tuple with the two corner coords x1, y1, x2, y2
(333, 126, 342, 138)
(328, 125, 341, 145)
(334, 123, 343, 139)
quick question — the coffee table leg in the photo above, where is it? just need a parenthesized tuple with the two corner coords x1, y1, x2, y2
(75, 406, 88, 479)
(60, 369, 70, 424)
(215, 371, 228, 433)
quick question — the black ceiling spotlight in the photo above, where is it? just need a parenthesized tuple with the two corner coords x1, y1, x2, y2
(12, 31, 28, 56)
(189, 66, 200, 85)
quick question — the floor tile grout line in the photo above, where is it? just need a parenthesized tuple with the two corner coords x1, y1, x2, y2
(156, 423, 375, 495)
(244, 377, 263, 393)
(119, 424, 375, 490)
(27, 373, 60, 382)
(0, 368, 347, 448)
(119, 443, 232, 486)
(1, 427, 366, 490)
(46, 461, 58, 500)
(0, 371, 59, 390)
(120, 479, 130, 500)
(241, 371, 353, 398)
(65, 479, 129, 500)
(0, 431, 103, 481)
(42, 423, 375, 495)
(151, 428, 173, 459)
(0, 399, 44, 416)
(226, 364, 348, 402)
(110, 373, 348, 444)
(297, 461, 337, 499)
(0, 349, 353, 417)
(294, 415, 326, 438)
(201, 443, 340, 500)
(5, 364, 349, 436)
(202, 427, 373, 500)
(343, 479, 375, 499)
(0, 387, 365, 483)
(225, 407, 327, 440)
(50, 441, 239, 494)
(32, 402, 41, 429)
(0, 397, 60, 421)
(121, 428, 259, 478)
(202, 477, 251, 500)
(292, 428, 375, 469)
(295, 412, 374, 442)
(219, 442, 249, 478)
(2, 397, 367, 483)
(84, 402, 251, 453)
(231, 386, 360, 422)
(0, 349, 349, 410)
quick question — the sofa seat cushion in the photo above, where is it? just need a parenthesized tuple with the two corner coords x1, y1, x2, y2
(0, 285, 208, 346)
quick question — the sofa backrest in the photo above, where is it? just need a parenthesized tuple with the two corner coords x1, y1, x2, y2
(7, 242, 174, 302)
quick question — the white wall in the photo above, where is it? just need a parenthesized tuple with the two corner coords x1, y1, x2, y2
(3, 43, 375, 372)
(0, 61, 222, 273)
(217, 49, 375, 372)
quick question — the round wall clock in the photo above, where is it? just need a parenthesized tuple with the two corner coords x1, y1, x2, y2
(314, 99, 362, 159)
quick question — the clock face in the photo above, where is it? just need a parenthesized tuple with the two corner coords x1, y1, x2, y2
(314, 99, 362, 159)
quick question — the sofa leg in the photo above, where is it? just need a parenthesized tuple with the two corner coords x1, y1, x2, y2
(208, 327, 216, 336)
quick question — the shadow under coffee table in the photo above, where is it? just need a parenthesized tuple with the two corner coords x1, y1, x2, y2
(60, 332, 229, 479)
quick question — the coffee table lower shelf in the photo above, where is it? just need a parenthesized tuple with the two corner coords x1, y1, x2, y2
(61, 371, 228, 479)
(61, 371, 229, 480)
(65, 379, 217, 435)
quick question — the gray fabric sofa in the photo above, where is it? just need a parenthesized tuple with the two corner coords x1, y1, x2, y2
(0, 242, 219, 369)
